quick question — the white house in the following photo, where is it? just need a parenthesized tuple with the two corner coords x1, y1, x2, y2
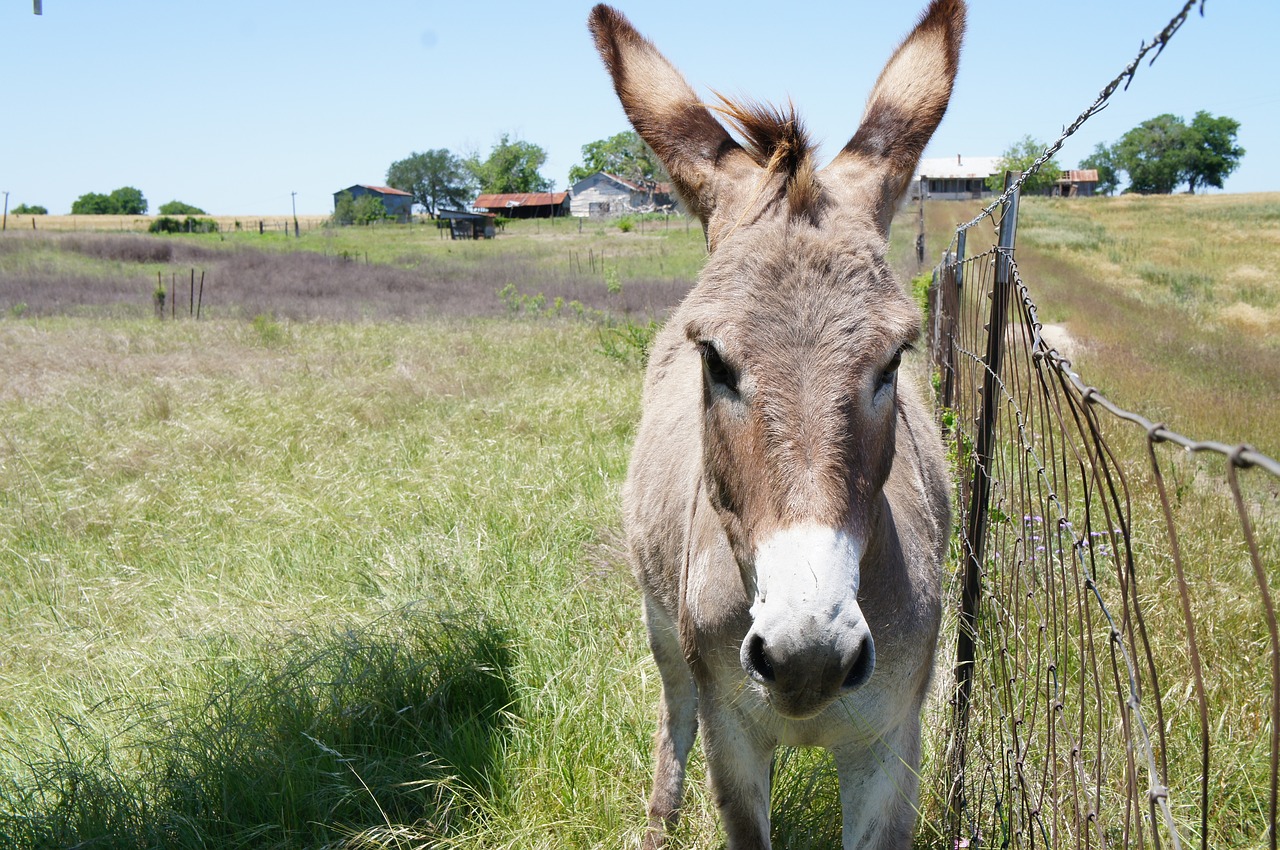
(911, 155, 1002, 200)
(570, 172, 640, 217)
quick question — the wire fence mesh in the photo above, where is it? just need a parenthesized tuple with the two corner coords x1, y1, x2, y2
(925, 184, 1280, 850)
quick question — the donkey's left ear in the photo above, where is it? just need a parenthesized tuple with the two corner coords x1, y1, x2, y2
(824, 0, 966, 233)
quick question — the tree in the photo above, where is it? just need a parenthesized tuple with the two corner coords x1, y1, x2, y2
(108, 186, 147, 215)
(567, 130, 669, 187)
(1078, 143, 1120, 196)
(1183, 110, 1244, 194)
(1113, 114, 1190, 195)
(467, 134, 552, 195)
(985, 136, 1062, 195)
(386, 149, 475, 216)
(332, 191, 389, 226)
(70, 192, 111, 214)
(159, 200, 207, 216)
(10, 203, 47, 215)
(71, 186, 148, 215)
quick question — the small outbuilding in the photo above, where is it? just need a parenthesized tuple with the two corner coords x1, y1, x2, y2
(437, 208, 496, 239)
(333, 184, 415, 222)
(1051, 169, 1099, 198)
(472, 191, 569, 219)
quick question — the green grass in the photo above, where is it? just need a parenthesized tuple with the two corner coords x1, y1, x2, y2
(1, 195, 1276, 848)
(0, 317, 656, 848)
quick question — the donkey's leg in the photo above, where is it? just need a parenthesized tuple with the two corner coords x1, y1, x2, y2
(642, 602, 699, 849)
(699, 690, 774, 850)
(832, 718, 924, 850)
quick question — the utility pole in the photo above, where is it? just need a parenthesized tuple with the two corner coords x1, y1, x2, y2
(291, 191, 299, 237)
(2, 191, 9, 232)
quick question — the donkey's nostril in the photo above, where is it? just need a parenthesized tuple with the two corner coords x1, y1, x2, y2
(745, 633, 776, 684)
(842, 637, 875, 691)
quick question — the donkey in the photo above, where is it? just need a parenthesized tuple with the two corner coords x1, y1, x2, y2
(590, 3, 962, 848)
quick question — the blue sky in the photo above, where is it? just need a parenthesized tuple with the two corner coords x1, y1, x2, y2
(2, 1, 1275, 215)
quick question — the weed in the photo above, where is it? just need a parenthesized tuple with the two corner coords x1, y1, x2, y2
(250, 312, 286, 347)
(597, 317, 659, 367)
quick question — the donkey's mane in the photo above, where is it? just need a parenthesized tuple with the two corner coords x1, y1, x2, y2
(712, 95, 822, 219)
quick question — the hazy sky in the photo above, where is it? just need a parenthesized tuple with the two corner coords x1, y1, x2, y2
(2, 1, 1275, 215)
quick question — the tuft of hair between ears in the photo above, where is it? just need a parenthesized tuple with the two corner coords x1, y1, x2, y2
(711, 95, 823, 221)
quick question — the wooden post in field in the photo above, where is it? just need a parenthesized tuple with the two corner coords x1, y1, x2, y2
(170, 273, 176, 319)
(197, 270, 205, 320)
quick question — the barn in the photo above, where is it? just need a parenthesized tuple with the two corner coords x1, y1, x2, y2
(333, 184, 414, 222)
(472, 192, 569, 219)
(569, 172, 678, 217)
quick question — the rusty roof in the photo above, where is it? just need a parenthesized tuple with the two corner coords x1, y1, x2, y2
(357, 184, 413, 196)
(1057, 169, 1099, 182)
(473, 192, 569, 209)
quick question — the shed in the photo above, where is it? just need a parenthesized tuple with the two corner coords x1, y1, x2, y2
(437, 208, 496, 240)
(333, 184, 414, 222)
(472, 191, 569, 219)
(1051, 169, 1099, 198)
(911, 155, 1001, 201)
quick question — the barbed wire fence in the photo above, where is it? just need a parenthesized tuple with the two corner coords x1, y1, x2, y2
(920, 2, 1280, 848)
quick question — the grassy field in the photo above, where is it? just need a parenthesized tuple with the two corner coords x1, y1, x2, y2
(0, 197, 1277, 848)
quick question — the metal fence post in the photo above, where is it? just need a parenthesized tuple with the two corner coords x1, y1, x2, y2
(947, 171, 1022, 837)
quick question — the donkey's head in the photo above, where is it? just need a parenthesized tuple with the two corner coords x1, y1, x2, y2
(593, 2, 963, 720)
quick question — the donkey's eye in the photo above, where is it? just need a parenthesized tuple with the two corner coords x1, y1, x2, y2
(697, 341, 739, 394)
(876, 344, 911, 392)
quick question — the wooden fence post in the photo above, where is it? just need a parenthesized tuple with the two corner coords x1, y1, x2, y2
(947, 170, 1021, 838)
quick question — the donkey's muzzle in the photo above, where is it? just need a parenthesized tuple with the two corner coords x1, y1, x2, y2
(740, 615, 876, 720)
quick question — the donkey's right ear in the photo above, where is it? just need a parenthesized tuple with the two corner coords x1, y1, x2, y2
(589, 5, 756, 225)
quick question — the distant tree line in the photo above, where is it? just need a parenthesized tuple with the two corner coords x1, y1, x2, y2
(1081, 112, 1243, 195)
(989, 111, 1243, 198)
(383, 133, 556, 218)
(10, 203, 47, 215)
(71, 186, 148, 215)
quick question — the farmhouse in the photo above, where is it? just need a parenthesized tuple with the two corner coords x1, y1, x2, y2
(472, 191, 569, 219)
(568, 172, 678, 217)
(912, 155, 1001, 200)
(333, 184, 414, 222)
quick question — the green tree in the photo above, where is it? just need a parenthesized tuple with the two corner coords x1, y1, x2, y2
(985, 136, 1062, 195)
(1184, 110, 1244, 194)
(71, 186, 148, 215)
(159, 200, 207, 215)
(70, 192, 111, 214)
(386, 149, 475, 216)
(10, 203, 47, 215)
(108, 186, 147, 214)
(467, 134, 552, 195)
(1113, 114, 1190, 195)
(567, 130, 668, 187)
(332, 191, 389, 226)
(1078, 143, 1120, 196)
